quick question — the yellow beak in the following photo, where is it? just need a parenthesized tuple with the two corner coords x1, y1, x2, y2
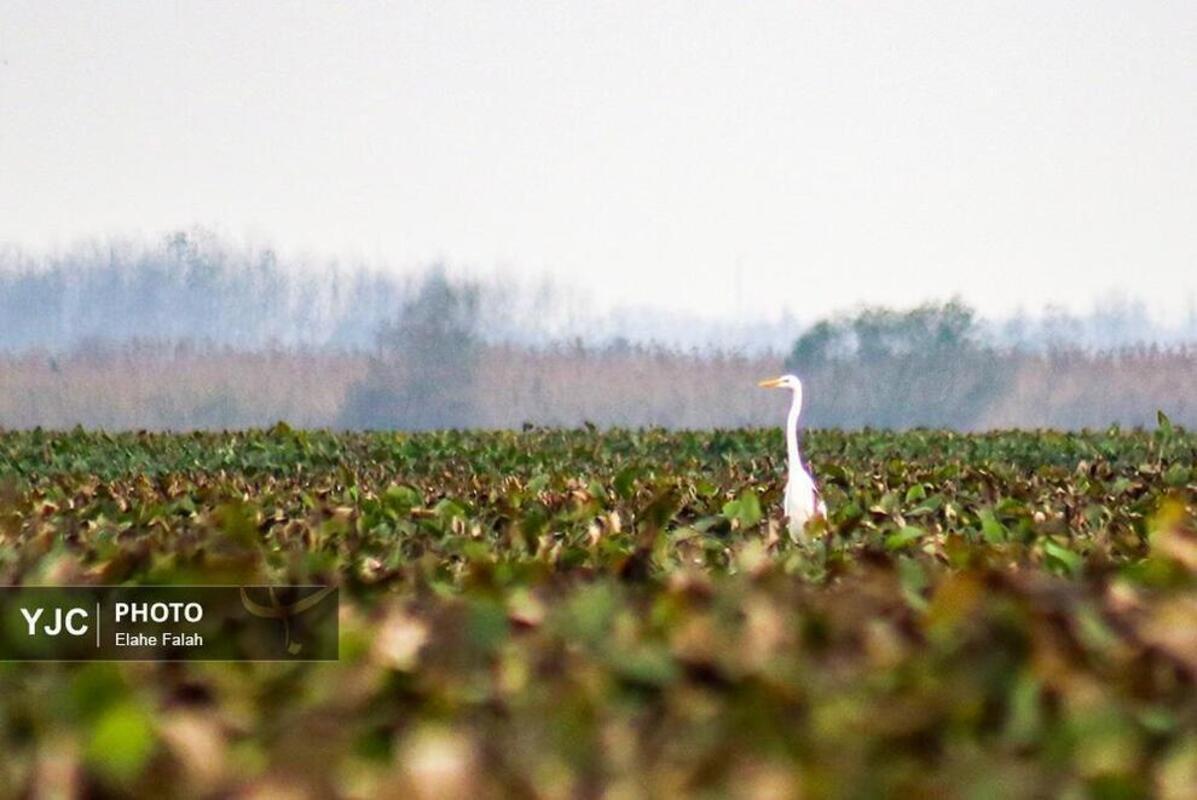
(758, 377, 785, 388)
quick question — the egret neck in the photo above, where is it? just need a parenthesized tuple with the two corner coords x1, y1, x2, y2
(785, 381, 803, 470)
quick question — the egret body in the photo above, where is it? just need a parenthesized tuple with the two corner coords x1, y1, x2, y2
(759, 374, 826, 536)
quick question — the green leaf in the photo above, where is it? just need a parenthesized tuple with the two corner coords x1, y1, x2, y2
(722, 490, 762, 528)
(1164, 463, 1191, 487)
(1043, 540, 1082, 576)
(86, 703, 156, 784)
(466, 598, 509, 653)
(610, 645, 679, 688)
(433, 498, 467, 520)
(885, 525, 924, 551)
(897, 556, 928, 611)
(613, 466, 640, 499)
(979, 509, 1007, 545)
(383, 484, 422, 512)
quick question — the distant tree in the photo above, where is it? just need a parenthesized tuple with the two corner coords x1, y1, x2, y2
(788, 299, 978, 367)
(340, 269, 482, 430)
(785, 299, 1009, 428)
(786, 319, 840, 371)
(851, 307, 897, 363)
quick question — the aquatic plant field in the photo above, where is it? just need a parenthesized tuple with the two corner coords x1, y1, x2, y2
(2, 424, 1197, 797)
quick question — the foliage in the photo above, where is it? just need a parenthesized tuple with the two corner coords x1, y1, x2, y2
(787, 300, 1015, 428)
(340, 269, 482, 430)
(1, 424, 1196, 796)
(788, 299, 980, 366)
(0, 229, 410, 351)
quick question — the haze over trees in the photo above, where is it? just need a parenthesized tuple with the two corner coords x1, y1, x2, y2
(2, 232, 1197, 430)
(4, 231, 1196, 355)
(340, 270, 482, 430)
(786, 300, 1011, 428)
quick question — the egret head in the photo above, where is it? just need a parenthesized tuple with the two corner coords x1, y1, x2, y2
(758, 374, 802, 392)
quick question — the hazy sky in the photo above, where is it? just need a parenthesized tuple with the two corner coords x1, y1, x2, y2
(1, 1, 1195, 322)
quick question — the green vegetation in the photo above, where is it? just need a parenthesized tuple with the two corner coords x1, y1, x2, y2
(341, 270, 484, 430)
(2, 424, 1197, 797)
(786, 299, 1012, 428)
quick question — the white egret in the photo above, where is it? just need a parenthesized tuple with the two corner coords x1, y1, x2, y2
(758, 374, 826, 536)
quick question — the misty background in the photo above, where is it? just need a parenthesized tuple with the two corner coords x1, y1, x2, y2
(2, 230, 1196, 431)
(2, 3, 1196, 430)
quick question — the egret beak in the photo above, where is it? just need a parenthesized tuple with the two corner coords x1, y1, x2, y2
(758, 377, 785, 388)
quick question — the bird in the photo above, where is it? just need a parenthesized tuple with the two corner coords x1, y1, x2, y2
(758, 374, 826, 538)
